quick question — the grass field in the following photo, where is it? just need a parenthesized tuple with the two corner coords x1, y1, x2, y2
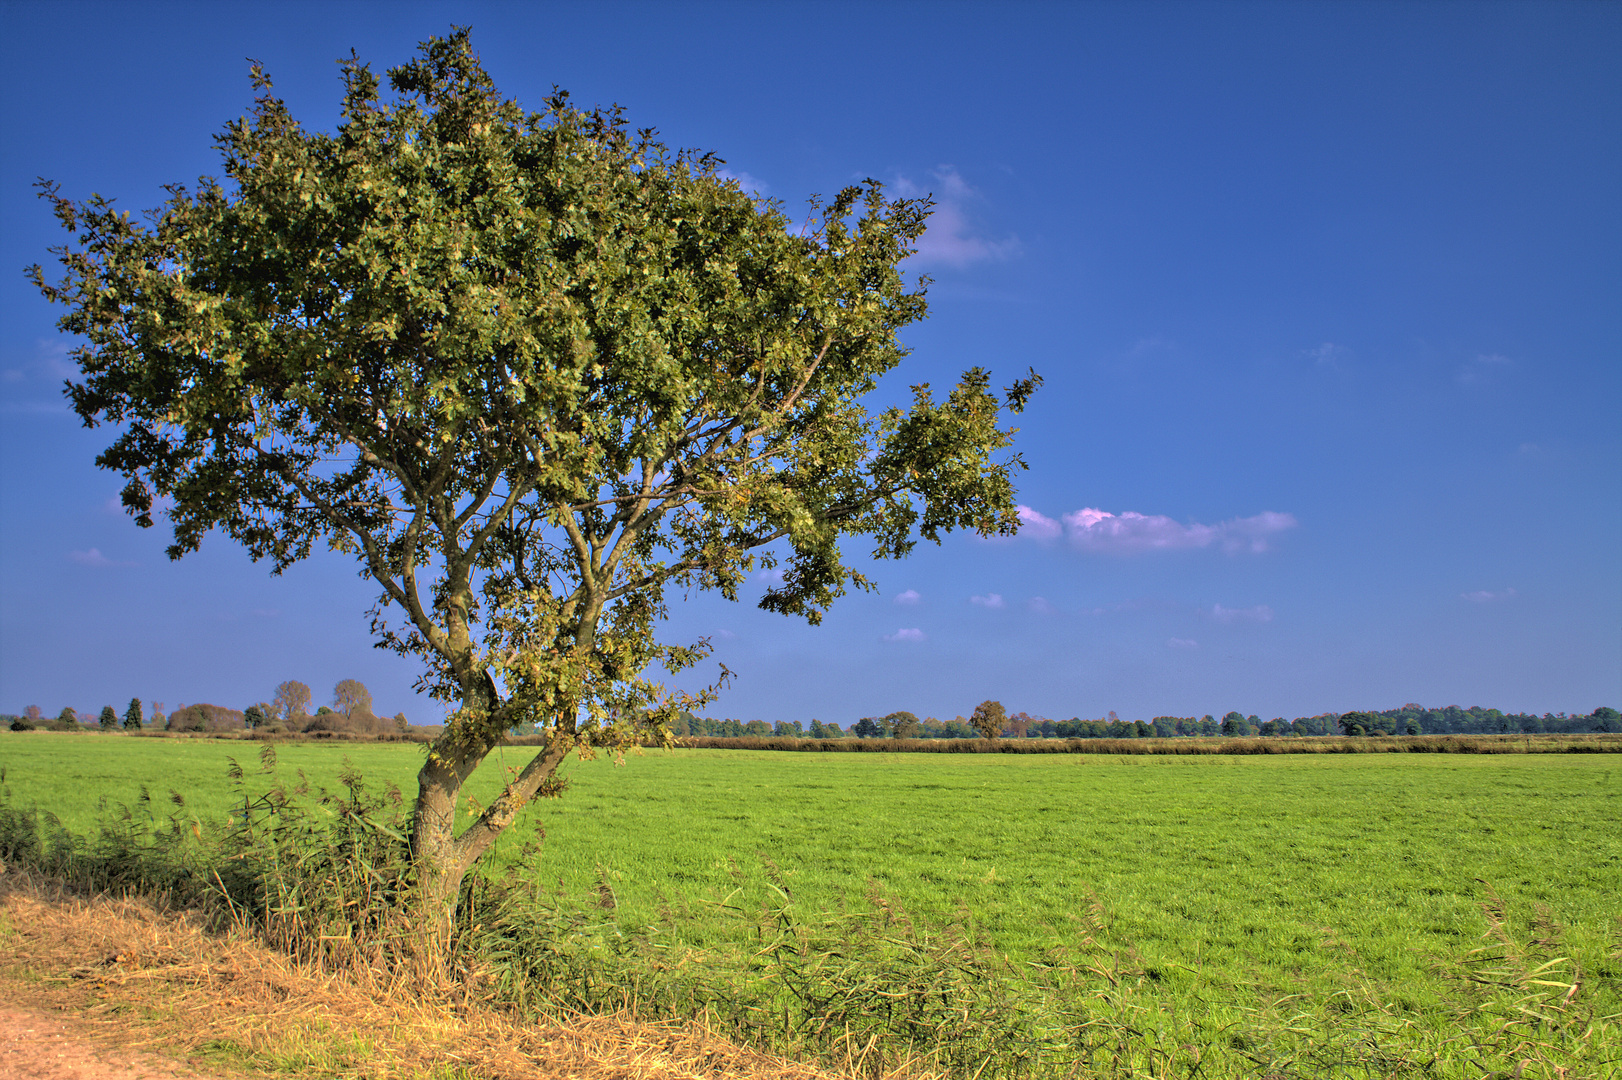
(3, 732, 1618, 1075)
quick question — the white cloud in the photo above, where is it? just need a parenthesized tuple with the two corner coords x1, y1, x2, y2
(970, 593, 1005, 609)
(1027, 596, 1056, 614)
(1054, 507, 1297, 554)
(68, 547, 133, 568)
(884, 627, 925, 642)
(1167, 637, 1199, 649)
(1206, 603, 1274, 624)
(893, 589, 922, 605)
(714, 628, 738, 639)
(1016, 505, 1062, 541)
(1462, 588, 1517, 603)
(754, 567, 786, 585)
(895, 166, 1018, 269)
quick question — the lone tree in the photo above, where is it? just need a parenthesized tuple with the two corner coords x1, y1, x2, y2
(272, 680, 312, 721)
(969, 700, 1007, 739)
(123, 697, 143, 730)
(98, 705, 119, 731)
(333, 679, 373, 718)
(30, 31, 1037, 926)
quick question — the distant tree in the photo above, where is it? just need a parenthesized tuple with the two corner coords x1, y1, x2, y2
(745, 719, 771, 736)
(123, 698, 143, 730)
(273, 681, 312, 721)
(333, 679, 373, 719)
(1592, 707, 1620, 732)
(885, 711, 921, 739)
(772, 720, 804, 738)
(1338, 711, 1374, 736)
(243, 703, 270, 729)
(394, 712, 410, 733)
(316, 706, 334, 716)
(97, 706, 118, 731)
(1220, 711, 1252, 737)
(970, 700, 1007, 739)
(10, 714, 36, 731)
(852, 716, 884, 738)
(1006, 711, 1033, 739)
(57, 707, 80, 727)
(24, 705, 42, 723)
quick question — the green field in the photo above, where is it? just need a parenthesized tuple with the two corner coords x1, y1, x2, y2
(3, 733, 1618, 1074)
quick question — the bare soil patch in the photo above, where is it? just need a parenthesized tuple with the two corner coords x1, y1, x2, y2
(0, 866, 847, 1079)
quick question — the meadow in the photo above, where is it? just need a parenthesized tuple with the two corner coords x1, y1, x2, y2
(2, 733, 1618, 1077)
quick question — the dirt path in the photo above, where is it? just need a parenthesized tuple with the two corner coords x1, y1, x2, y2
(0, 1005, 216, 1080)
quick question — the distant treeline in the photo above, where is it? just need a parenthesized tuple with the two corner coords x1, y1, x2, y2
(679, 733, 1622, 755)
(679, 704, 1621, 741)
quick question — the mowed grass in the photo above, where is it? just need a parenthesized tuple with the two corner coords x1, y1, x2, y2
(3, 734, 1618, 1014)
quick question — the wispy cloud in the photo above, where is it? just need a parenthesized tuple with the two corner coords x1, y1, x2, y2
(1167, 637, 1199, 649)
(68, 547, 134, 568)
(714, 628, 738, 639)
(1462, 588, 1517, 603)
(893, 589, 922, 606)
(719, 169, 769, 198)
(1205, 603, 1274, 624)
(895, 167, 1018, 269)
(1457, 352, 1512, 385)
(1027, 596, 1056, 614)
(754, 567, 786, 585)
(884, 627, 925, 643)
(1042, 507, 1297, 554)
(1305, 342, 1350, 370)
(970, 593, 1005, 609)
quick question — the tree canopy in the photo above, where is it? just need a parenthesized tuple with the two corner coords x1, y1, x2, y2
(30, 30, 1038, 922)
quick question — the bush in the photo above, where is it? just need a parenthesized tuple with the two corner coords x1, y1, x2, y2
(166, 703, 246, 732)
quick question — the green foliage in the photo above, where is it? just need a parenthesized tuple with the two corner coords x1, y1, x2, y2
(123, 697, 143, 730)
(97, 705, 118, 731)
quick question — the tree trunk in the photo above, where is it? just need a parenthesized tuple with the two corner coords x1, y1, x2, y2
(410, 729, 577, 941)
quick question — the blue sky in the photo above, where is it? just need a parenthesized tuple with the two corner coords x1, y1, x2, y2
(1, 1, 1617, 725)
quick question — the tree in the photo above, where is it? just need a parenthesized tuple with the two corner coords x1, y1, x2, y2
(31, 32, 1037, 928)
(273, 680, 312, 721)
(852, 717, 884, 739)
(333, 679, 373, 719)
(96, 705, 117, 730)
(123, 697, 143, 730)
(244, 703, 270, 729)
(1338, 711, 1373, 736)
(884, 710, 920, 739)
(969, 700, 1007, 739)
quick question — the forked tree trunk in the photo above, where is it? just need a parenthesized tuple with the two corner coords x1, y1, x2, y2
(410, 729, 577, 941)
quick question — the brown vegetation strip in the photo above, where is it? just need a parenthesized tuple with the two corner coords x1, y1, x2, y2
(0, 867, 853, 1080)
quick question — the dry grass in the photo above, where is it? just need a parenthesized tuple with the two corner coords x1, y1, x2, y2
(0, 865, 904, 1080)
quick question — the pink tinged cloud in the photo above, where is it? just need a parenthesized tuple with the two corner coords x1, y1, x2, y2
(970, 593, 1005, 609)
(894, 589, 922, 605)
(1016, 505, 1062, 541)
(884, 628, 925, 643)
(1059, 507, 1297, 554)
